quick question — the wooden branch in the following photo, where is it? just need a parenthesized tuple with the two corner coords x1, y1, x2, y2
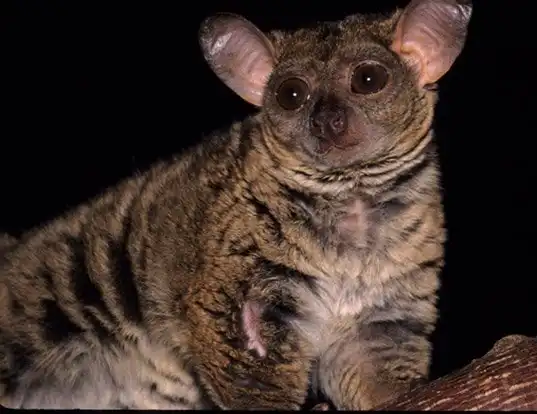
(377, 335, 537, 411)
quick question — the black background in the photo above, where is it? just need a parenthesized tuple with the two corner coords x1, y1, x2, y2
(1, 0, 534, 382)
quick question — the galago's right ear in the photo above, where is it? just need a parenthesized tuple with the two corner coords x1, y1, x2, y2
(199, 13, 276, 107)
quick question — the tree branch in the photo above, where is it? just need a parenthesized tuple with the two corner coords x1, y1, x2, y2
(377, 335, 537, 410)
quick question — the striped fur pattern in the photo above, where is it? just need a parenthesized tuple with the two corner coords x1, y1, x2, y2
(0, 1, 471, 410)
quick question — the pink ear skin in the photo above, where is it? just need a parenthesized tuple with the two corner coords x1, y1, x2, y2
(391, 0, 473, 88)
(199, 13, 276, 107)
(241, 299, 268, 358)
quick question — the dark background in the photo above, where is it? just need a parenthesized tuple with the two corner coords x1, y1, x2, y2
(0, 0, 534, 382)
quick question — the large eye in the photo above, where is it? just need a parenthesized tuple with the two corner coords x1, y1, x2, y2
(351, 62, 389, 95)
(276, 77, 310, 110)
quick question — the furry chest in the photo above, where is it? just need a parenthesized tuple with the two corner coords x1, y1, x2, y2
(290, 250, 400, 355)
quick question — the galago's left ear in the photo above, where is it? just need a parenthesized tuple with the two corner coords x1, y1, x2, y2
(391, 0, 473, 88)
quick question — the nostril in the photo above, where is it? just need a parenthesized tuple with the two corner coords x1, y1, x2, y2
(329, 113, 346, 133)
(311, 116, 322, 128)
(310, 116, 324, 138)
(330, 116, 343, 129)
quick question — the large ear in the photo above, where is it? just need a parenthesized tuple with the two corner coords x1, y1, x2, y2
(391, 0, 472, 87)
(199, 13, 276, 107)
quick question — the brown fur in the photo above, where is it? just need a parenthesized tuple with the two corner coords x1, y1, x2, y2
(0, 234, 17, 252)
(0, 234, 17, 268)
(0, 1, 471, 409)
